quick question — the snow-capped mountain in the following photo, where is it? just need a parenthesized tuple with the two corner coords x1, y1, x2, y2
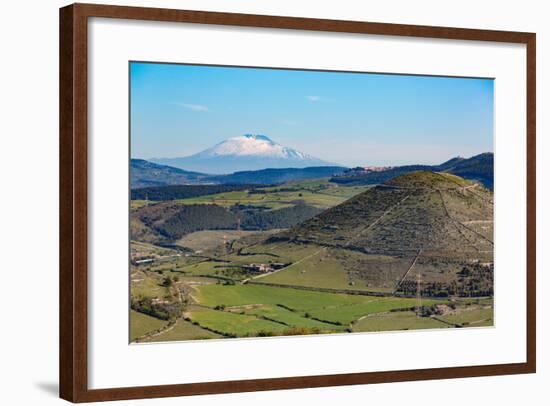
(150, 134, 335, 174)
(195, 134, 315, 159)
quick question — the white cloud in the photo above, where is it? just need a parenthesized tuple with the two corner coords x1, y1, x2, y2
(176, 103, 209, 112)
(305, 95, 322, 102)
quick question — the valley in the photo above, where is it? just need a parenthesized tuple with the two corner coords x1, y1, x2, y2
(130, 171, 494, 343)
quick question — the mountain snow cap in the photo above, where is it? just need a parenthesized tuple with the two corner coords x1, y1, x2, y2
(196, 134, 314, 159)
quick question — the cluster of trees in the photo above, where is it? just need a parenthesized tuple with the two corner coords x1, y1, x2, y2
(154, 204, 239, 239)
(417, 303, 456, 317)
(131, 296, 184, 321)
(248, 187, 300, 194)
(139, 203, 323, 241)
(131, 184, 260, 201)
(397, 263, 494, 298)
(239, 327, 324, 337)
(235, 204, 322, 231)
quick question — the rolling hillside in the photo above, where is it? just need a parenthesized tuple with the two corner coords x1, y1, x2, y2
(130, 179, 371, 245)
(131, 160, 348, 188)
(131, 202, 324, 243)
(331, 153, 494, 189)
(131, 159, 208, 188)
(130, 171, 494, 341)
(253, 171, 493, 296)
(281, 171, 492, 253)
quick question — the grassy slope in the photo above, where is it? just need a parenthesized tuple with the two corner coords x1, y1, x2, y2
(195, 284, 371, 311)
(175, 230, 259, 252)
(131, 273, 171, 299)
(352, 311, 450, 332)
(135, 180, 370, 211)
(257, 247, 414, 292)
(258, 249, 350, 290)
(307, 298, 443, 325)
(238, 305, 345, 331)
(188, 307, 289, 337)
(439, 307, 493, 327)
(147, 320, 221, 342)
(173, 189, 348, 210)
(130, 310, 168, 341)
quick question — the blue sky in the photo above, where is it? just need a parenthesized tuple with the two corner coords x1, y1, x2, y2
(130, 62, 493, 167)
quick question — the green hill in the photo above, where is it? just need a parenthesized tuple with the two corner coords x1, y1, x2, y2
(131, 202, 323, 242)
(273, 172, 491, 253)
(131, 159, 208, 188)
(253, 171, 493, 297)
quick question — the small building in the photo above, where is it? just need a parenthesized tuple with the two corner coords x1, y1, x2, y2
(243, 262, 289, 274)
(243, 263, 272, 273)
(133, 258, 154, 265)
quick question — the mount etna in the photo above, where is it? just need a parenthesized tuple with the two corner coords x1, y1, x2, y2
(149, 134, 336, 174)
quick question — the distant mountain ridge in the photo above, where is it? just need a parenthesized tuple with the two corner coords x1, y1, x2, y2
(131, 159, 347, 189)
(208, 166, 347, 185)
(130, 159, 209, 189)
(331, 152, 494, 189)
(132, 151, 493, 190)
(150, 134, 335, 174)
(440, 153, 493, 188)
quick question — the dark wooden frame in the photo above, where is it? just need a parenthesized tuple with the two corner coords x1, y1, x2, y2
(60, 3, 536, 403)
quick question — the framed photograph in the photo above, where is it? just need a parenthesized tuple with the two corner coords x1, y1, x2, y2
(59, 3, 536, 402)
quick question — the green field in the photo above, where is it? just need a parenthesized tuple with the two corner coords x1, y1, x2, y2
(307, 298, 442, 325)
(257, 247, 412, 292)
(130, 266, 491, 341)
(146, 319, 221, 342)
(439, 307, 493, 327)
(177, 260, 231, 275)
(130, 310, 168, 341)
(192, 284, 449, 334)
(257, 248, 347, 288)
(235, 304, 346, 331)
(131, 273, 171, 299)
(168, 242, 325, 280)
(237, 241, 319, 259)
(130, 199, 151, 210)
(175, 230, 262, 252)
(195, 284, 372, 311)
(352, 311, 449, 332)
(188, 307, 289, 337)
(167, 182, 370, 210)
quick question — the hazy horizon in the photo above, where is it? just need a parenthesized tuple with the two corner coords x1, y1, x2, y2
(130, 62, 494, 167)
